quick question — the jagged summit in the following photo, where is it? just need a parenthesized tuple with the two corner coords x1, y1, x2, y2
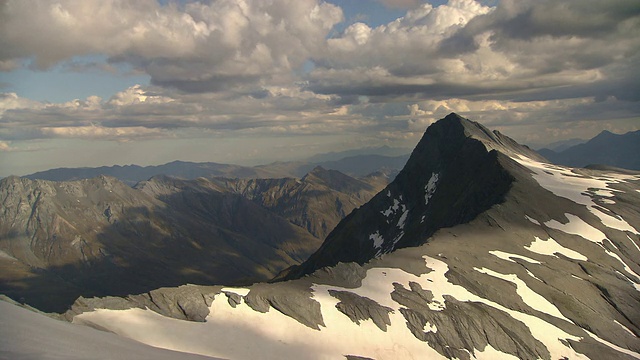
(282, 113, 541, 279)
(414, 113, 544, 161)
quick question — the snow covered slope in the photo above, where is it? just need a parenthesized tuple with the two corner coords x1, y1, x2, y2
(62, 113, 640, 360)
(0, 299, 222, 360)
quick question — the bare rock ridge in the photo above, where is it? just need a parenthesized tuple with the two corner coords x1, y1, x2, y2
(281, 112, 545, 280)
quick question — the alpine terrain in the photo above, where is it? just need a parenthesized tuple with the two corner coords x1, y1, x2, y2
(3, 113, 640, 360)
(537, 130, 640, 170)
(0, 167, 384, 312)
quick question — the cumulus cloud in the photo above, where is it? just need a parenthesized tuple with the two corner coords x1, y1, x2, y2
(306, 0, 640, 103)
(0, 0, 343, 92)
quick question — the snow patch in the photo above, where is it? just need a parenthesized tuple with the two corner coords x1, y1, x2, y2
(526, 237, 588, 261)
(514, 156, 640, 235)
(424, 172, 439, 205)
(585, 329, 640, 359)
(545, 215, 640, 286)
(220, 287, 250, 297)
(418, 256, 587, 359)
(545, 214, 606, 244)
(628, 235, 640, 253)
(524, 215, 540, 226)
(614, 320, 637, 337)
(474, 267, 568, 320)
(397, 209, 409, 229)
(423, 321, 437, 333)
(75, 256, 599, 360)
(381, 198, 401, 217)
(369, 231, 384, 249)
(590, 206, 639, 233)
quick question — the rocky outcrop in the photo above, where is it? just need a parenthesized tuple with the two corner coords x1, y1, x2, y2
(66, 285, 221, 323)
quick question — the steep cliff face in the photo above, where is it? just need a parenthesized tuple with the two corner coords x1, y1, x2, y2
(282, 113, 544, 278)
(60, 114, 640, 360)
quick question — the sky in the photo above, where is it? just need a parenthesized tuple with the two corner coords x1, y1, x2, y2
(1, 0, 639, 177)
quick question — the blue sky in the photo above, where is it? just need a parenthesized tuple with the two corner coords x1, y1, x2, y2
(1, 0, 639, 177)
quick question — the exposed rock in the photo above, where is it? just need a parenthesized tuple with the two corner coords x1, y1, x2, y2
(65, 285, 220, 322)
(328, 289, 394, 331)
(244, 282, 325, 330)
(224, 292, 242, 308)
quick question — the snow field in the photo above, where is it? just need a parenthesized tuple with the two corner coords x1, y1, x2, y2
(514, 156, 640, 235)
(525, 236, 588, 261)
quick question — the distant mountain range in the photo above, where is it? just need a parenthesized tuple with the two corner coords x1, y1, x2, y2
(0, 167, 387, 312)
(305, 145, 412, 163)
(23, 153, 409, 186)
(538, 129, 640, 170)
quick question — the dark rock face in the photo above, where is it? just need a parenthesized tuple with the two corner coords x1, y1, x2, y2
(284, 113, 541, 279)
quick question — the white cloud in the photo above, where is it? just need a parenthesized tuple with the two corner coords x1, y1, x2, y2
(0, 0, 343, 93)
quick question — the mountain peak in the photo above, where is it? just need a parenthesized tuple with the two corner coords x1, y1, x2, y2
(284, 114, 540, 278)
(425, 113, 543, 161)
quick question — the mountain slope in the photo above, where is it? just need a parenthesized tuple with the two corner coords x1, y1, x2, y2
(282, 113, 545, 278)
(0, 298, 222, 360)
(538, 130, 640, 170)
(25, 114, 640, 359)
(200, 166, 384, 239)
(0, 175, 321, 312)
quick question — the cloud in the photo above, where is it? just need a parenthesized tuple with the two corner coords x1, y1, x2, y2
(0, 0, 343, 92)
(0, 0, 639, 168)
(305, 0, 640, 103)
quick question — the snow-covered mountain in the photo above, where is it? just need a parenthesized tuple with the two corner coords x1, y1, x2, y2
(5, 113, 640, 359)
